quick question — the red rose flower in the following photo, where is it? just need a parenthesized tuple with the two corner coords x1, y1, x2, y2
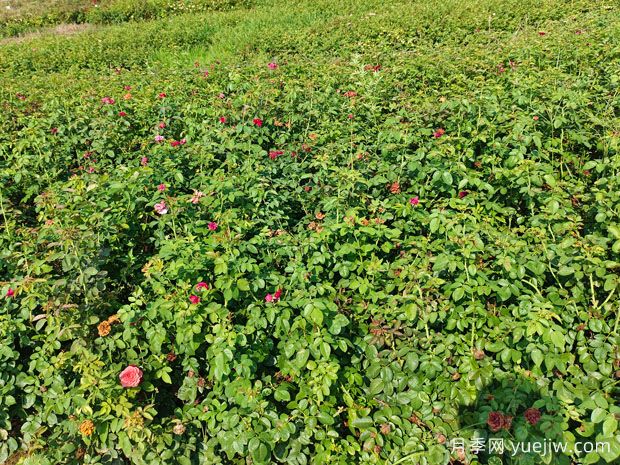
(253, 118, 263, 127)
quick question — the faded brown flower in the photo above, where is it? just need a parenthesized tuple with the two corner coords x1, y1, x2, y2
(79, 419, 95, 436)
(97, 321, 111, 337)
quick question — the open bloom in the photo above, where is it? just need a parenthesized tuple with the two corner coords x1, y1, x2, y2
(195, 282, 209, 291)
(157, 183, 166, 191)
(190, 190, 204, 204)
(119, 365, 143, 388)
(189, 295, 200, 304)
(208, 222, 218, 231)
(253, 118, 263, 127)
(118, 111, 127, 117)
(409, 196, 419, 206)
(265, 293, 273, 303)
(141, 157, 148, 166)
(269, 150, 284, 160)
(154, 201, 168, 215)
(274, 289, 282, 300)
(159, 92, 167, 98)
(268, 62, 278, 70)
(524, 408, 541, 426)
(219, 116, 227, 123)
(101, 97, 115, 105)
(154, 135, 165, 143)
(487, 411, 504, 432)
(6, 288, 15, 298)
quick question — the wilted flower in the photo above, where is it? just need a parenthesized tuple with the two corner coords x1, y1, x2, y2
(97, 320, 111, 337)
(50, 127, 58, 135)
(458, 190, 469, 198)
(218, 93, 225, 99)
(79, 420, 95, 436)
(154, 201, 168, 215)
(124, 85, 132, 91)
(189, 295, 200, 305)
(208, 222, 218, 231)
(173, 423, 186, 435)
(190, 190, 205, 204)
(433, 128, 445, 138)
(123, 93, 131, 100)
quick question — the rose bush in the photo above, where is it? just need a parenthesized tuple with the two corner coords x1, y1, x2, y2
(1, 0, 619, 464)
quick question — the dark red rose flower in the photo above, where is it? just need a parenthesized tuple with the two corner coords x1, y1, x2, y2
(487, 411, 504, 432)
(524, 408, 541, 426)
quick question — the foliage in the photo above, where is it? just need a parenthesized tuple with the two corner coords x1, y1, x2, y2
(1, 0, 619, 464)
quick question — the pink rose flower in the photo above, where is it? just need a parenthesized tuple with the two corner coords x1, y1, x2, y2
(159, 122, 166, 129)
(6, 288, 15, 298)
(195, 282, 209, 291)
(268, 62, 278, 70)
(157, 183, 166, 191)
(265, 293, 273, 303)
(101, 97, 115, 105)
(141, 157, 148, 166)
(274, 289, 282, 300)
(409, 196, 420, 206)
(118, 111, 127, 117)
(189, 295, 200, 305)
(208, 222, 218, 231)
(190, 190, 204, 204)
(218, 93, 225, 99)
(154, 201, 168, 215)
(154, 135, 165, 143)
(119, 365, 143, 388)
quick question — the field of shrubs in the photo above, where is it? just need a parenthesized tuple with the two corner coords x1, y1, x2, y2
(1, 0, 619, 464)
